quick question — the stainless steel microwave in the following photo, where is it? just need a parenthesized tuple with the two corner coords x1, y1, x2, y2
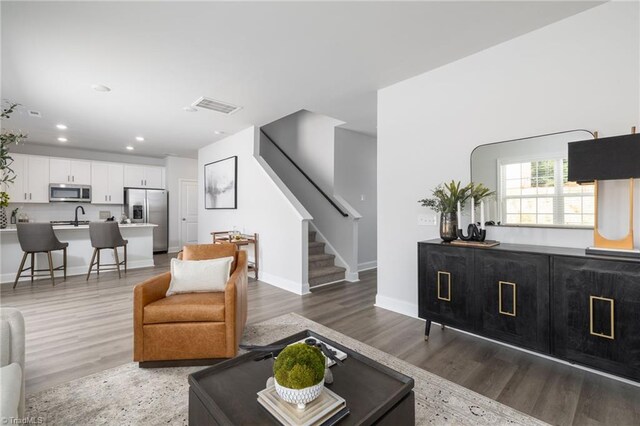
(49, 184, 91, 202)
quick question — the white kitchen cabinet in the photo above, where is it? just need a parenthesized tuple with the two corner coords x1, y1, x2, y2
(123, 165, 164, 189)
(50, 159, 91, 185)
(91, 162, 124, 204)
(6, 154, 50, 203)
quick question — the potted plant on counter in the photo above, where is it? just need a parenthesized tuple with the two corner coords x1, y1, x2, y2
(273, 343, 326, 410)
(0, 101, 27, 229)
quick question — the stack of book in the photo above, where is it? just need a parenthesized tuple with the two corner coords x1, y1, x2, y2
(257, 385, 349, 426)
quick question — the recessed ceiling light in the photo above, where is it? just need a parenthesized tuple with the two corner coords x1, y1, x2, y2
(214, 130, 225, 135)
(126, 146, 134, 151)
(183, 106, 197, 112)
(135, 136, 144, 142)
(56, 124, 67, 130)
(57, 137, 68, 142)
(91, 84, 111, 92)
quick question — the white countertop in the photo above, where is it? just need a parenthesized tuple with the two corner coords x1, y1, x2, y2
(0, 223, 158, 232)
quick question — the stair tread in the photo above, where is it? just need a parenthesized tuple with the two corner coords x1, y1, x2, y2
(308, 241, 325, 248)
(308, 253, 335, 261)
(309, 265, 346, 278)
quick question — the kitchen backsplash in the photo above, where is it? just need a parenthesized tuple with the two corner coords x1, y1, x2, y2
(7, 203, 125, 223)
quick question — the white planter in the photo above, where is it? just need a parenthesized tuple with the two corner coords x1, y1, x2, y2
(274, 378, 325, 410)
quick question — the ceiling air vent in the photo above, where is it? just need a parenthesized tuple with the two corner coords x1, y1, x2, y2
(28, 110, 42, 118)
(191, 97, 242, 115)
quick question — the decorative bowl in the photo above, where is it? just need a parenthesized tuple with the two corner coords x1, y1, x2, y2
(274, 377, 325, 410)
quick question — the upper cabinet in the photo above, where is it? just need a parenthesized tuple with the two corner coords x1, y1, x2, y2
(91, 162, 124, 204)
(123, 165, 164, 189)
(6, 154, 50, 203)
(49, 158, 92, 185)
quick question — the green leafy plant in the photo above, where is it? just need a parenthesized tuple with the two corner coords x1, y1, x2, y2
(419, 181, 495, 213)
(469, 182, 495, 205)
(418, 180, 473, 214)
(273, 343, 325, 389)
(1, 101, 27, 191)
(0, 191, 9, 208)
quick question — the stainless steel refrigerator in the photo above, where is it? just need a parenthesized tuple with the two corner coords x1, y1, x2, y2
(124, 188, 168, 253)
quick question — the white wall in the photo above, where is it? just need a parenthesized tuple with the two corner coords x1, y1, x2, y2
(165, 155, 198, 252)
(376, 2, 640, 318)
(262, 110, 344, 191)
(335, 127, 377, 269)
(198, 126, 310, 294)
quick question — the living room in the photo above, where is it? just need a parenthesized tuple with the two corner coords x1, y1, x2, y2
(1, 1, 639, 425)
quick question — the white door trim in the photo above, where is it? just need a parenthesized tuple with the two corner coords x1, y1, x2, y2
(178, 178, 198, 251)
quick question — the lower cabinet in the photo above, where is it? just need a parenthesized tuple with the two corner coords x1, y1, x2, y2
(418, 244, 475, 331)
(418, 241, 640, 382)
(475, 251, 550, 353)
(553, 256, 640, 380)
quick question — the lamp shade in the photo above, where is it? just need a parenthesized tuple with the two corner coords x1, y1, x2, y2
(568, 133, 640, 182)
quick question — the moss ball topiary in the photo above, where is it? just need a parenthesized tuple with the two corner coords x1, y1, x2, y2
(273, 343, 326, 389)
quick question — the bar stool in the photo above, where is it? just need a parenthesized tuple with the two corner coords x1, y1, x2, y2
(86, 222, 128, 279)
(13, 223, 68, 288)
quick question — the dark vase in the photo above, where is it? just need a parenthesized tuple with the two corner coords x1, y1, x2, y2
(439, 212, 457, 242)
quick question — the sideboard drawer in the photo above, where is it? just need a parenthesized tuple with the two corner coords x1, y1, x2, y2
(418, 244, 476, 330)
(553, 256, 640, 381)
(475, 251, 550, 353)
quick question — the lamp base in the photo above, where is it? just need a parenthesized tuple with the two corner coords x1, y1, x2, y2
(586, 246, 640, 259)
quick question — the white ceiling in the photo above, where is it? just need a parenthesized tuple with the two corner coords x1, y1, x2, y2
(1, 1, 601, 158)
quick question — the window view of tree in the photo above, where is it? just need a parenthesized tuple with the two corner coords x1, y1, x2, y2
(501, 158, 594, 226)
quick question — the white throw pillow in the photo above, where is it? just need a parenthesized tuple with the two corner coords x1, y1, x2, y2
(166, 257, 234, 296)
(0, 362, 22, 420)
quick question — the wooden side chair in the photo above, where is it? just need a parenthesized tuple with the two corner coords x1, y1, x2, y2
(86, 222, 128, 279)
(13, 223, 68, 288)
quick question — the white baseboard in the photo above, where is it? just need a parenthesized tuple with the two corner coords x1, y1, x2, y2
(259, 272, 310, 295)
(358, 261, 377, 272)
(1, 259, 155, 285)
(345, 272, 360, 282)
(168, 246, 181, 254)
(374, 293, 640, 388)
(374, 294, 419, 318)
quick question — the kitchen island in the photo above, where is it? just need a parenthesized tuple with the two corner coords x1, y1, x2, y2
(0, 223, 158, 284)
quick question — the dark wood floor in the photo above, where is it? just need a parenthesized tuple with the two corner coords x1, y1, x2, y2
(1, 254, 639, 425)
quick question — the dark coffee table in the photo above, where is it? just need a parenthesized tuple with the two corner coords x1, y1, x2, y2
(188, 330, 415, 425)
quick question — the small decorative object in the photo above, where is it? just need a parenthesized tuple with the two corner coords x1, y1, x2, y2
(10, 208, 18, 225)
(0, 191, 8, 229)
(419, 181, 474, 242)
(273, 343, 326, 410)
(456, 183, 494, 242)
(204, 156, 237, 209)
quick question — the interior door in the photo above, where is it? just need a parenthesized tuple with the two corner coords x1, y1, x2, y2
(147, 190, 168, 252)
(180, 179, 198, 247)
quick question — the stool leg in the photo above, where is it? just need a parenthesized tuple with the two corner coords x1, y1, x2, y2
(86, 248, 97, 280)
(30, 253, 35, 284)
(13, 252, 28, 289)
(97, 249, 100, 276)
(63, 247, 67, 280)
(47, 251, 55, 286)
(124, 245, 127, 273)
(114, 248, 121, 279)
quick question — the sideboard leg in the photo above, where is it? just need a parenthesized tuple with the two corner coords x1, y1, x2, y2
(424, 320, 432, 341)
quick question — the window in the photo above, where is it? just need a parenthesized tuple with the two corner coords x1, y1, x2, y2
(499, 157, 594, 227)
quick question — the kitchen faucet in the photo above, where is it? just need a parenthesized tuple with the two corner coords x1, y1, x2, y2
(74, 205, 86, 227)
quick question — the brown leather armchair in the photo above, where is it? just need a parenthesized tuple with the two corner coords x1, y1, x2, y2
(133, 244, 248, 364)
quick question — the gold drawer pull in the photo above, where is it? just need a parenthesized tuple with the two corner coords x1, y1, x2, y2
(437, 271, 451, 301)
(498, 281, 517, 317)
(590, 296, 615, 340)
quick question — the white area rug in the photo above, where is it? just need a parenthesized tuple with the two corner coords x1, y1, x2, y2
(27, 313, 548, 425)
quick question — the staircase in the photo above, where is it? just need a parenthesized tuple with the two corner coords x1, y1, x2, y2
(308, 230, 346, 288)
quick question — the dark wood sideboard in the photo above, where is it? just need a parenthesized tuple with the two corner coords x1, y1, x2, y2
(418, 239, 640, 382)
